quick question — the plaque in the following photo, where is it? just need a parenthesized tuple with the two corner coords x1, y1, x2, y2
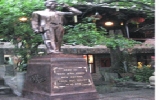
(23, 53, 99, 100)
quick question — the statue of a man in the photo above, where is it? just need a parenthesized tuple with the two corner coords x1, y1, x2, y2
(31, 0, 82, 53)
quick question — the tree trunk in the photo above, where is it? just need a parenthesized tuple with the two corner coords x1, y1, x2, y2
(109, 47, 123, 73)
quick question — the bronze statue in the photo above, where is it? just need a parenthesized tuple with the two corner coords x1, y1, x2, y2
(31, 0, 82, 53)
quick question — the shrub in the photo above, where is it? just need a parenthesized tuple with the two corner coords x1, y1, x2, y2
(133, 65, 154, 82)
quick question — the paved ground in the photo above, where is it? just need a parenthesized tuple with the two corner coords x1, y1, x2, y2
(99, 89, 155, 100)
(0, 89, 155, 100)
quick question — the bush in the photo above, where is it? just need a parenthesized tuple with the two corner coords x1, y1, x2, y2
(133, 65, 154, 82)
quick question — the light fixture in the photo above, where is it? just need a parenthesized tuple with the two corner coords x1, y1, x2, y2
(130, 17, 145, 28)
(74, 15, 78, 23)
(120, 22, 124, 26)
(83, 55, 94, 73)
(88, 55, 93, 63)
(83, 55, 93, 63)
(19, 17, 28, 22)
(105, 21, 114, 26)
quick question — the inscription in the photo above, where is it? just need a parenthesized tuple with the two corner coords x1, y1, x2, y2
(76, 72, 85, 75)
(70, 76, 83, 78)
(67, 72, 74, 75)
(56, 73, 65, 75)
(53, 67, 92, 89)
(53, 67, 87, 73)
(61, 76, 69, 79)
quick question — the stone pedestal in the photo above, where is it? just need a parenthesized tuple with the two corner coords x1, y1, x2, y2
(23, 53, 99, 100)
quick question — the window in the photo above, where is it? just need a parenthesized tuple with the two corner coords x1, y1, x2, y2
(100, 58, 111, 67)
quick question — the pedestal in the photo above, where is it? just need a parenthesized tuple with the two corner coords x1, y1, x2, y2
(23, 53, 99, 100)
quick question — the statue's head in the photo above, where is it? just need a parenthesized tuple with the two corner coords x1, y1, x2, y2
(45, 0, 58, 9)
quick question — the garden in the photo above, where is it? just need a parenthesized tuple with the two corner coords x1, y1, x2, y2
(0, 0, 155, 95)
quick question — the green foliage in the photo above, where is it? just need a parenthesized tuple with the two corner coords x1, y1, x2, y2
(133, 65, 154, 82)
(0, 0, 44, 71)
(100, 34, 141, 49)
(114, 76, 130, 82)
(0, 0, 44, 40)
(64, 17, 141, 49)
(64, 18, 106, 46)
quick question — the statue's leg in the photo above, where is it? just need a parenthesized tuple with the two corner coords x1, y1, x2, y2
(55, 26, 64, 52)
(41, 30, 56, 53)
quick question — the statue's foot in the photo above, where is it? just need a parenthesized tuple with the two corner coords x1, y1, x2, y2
(47, 50, 62, 54)
(47, 50, 54, 54)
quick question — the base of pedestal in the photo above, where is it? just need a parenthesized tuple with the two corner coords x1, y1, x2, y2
(23, 53, 99, 100)
(23, 90, 98, 100)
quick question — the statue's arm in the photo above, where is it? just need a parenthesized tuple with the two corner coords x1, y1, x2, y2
(31, 12, 40, 33)
(67, 6, 82, 15)
(59, 4, 82, 15)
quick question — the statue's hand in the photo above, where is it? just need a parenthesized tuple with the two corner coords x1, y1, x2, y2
(62, 3, 70, 8)
(34, 29, 40, 34)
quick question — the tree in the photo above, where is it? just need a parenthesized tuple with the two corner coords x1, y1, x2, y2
(0, 0, 44, 71)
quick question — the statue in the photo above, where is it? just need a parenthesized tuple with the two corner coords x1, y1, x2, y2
(31, 0, 82, 53)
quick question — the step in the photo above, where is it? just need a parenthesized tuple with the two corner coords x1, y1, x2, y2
(0, 85, 12, 95)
